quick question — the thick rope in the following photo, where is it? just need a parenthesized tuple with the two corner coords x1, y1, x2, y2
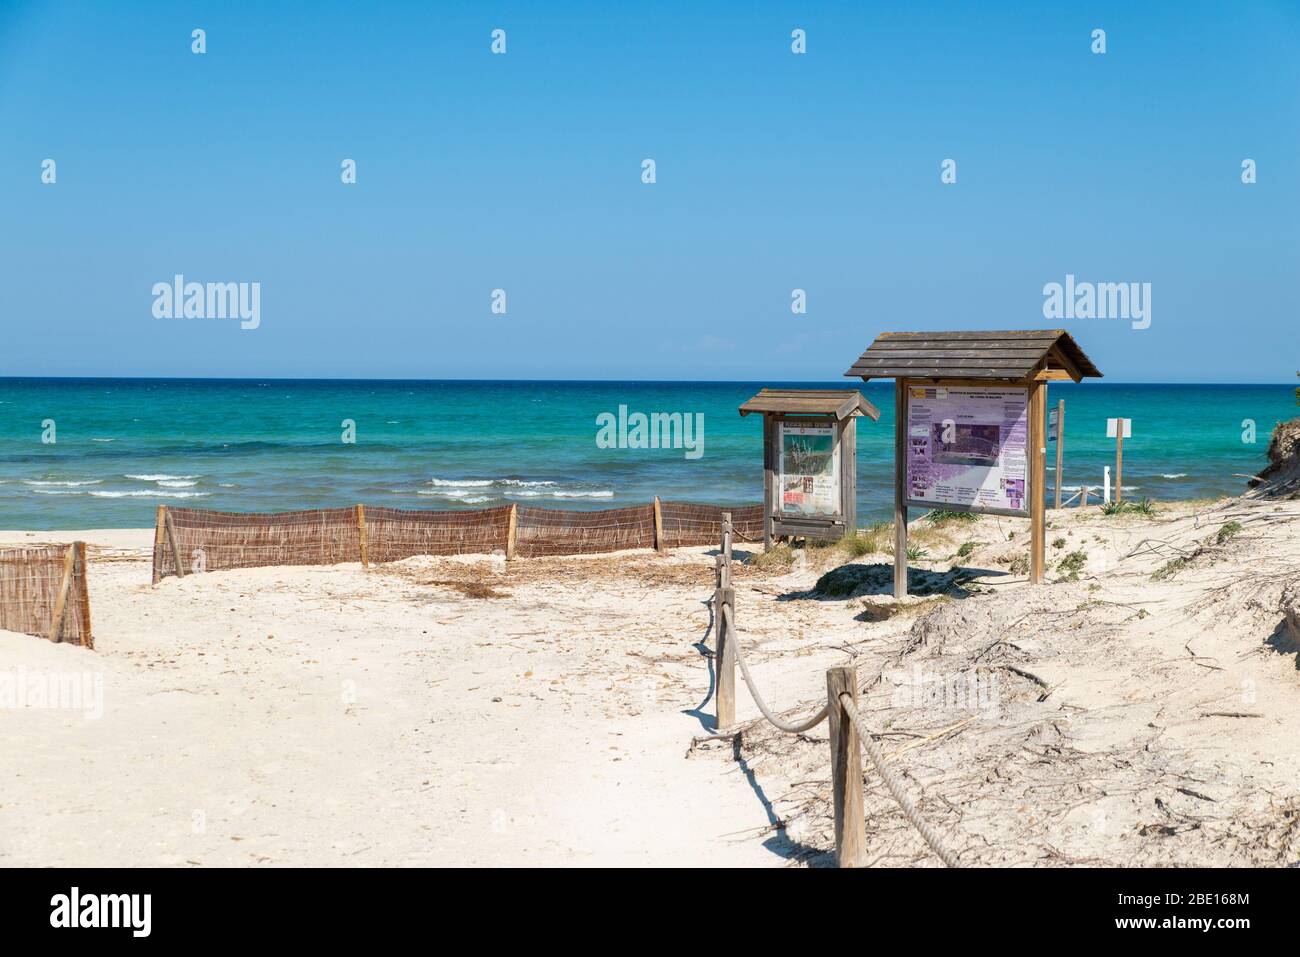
(838, 691, 961, 868)
(721, 602, 829, 734)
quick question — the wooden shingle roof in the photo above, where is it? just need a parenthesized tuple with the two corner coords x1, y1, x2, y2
(739, 389, 881, 421)
(843, 330, 1103, 382)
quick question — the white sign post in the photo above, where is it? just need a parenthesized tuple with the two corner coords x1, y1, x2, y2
(1106, 418, 1132, 504)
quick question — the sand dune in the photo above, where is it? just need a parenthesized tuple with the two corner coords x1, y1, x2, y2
(2, 492, 1299, 867)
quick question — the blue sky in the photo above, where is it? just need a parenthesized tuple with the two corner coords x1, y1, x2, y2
(1, 0, 1297, 382)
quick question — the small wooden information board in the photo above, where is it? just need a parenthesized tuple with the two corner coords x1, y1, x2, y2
(739, 389, 881, 549)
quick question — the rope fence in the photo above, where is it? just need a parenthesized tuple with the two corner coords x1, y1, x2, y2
(838, 688, 961, 868)
(711, 512, 958, 869)
(1056, 486, 1093, 508)
(151, 499, 763, 582)
(0, 543, 94, 648)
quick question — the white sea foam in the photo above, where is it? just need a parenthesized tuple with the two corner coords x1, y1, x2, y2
(90, 490, 210, 499)
(426, 478, 493, 488)
(23, 479, 102, 487)
(157, 480, 198, 488)
(505, 489, 614, 499)
(426, 478, 558, 489)
(420, 477, 610, 500)
(125, 474, 200, 481)
(1160, 473, 1187, 479)
(1059, 485, 1141, 493)
(417, 488, 493, 502)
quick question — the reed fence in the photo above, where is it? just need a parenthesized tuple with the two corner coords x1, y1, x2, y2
(0, 543, 93, 648)
(364, 505, 514, 563)
(515, 503, 656, 557)
(660, 501, 763, 548)
(151, 499, 762, 581)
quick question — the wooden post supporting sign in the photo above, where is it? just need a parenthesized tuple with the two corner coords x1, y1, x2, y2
(1107, 418, 1131, 504)
(1029, 382, 1047, 584)
(1052, 399, 1065, 510)
(893, 380, 908, 599)
(1117, 428, 1124, 504)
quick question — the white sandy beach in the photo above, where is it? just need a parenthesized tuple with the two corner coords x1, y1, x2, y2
(3, 491, 1299, 867)
(0, 530, 795, 866)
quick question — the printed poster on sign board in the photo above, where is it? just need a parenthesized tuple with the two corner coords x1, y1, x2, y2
(778, 421, 840, 518)
(905, 385, 1030, 516)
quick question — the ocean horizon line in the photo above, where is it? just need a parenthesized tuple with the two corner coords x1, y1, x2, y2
(0, 375, 1295, 387)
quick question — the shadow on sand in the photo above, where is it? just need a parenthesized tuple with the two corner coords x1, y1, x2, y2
(1265, 619, 1299, 669)
(773, 562, 1008, 602)
(683, 592, 829, 864)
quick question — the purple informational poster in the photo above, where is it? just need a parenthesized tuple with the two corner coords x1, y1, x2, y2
(905, 385, 1030, 515)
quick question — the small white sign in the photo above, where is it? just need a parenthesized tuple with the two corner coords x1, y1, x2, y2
(1048, 409, 1059, 442)
(1106, 417, 1132, 439)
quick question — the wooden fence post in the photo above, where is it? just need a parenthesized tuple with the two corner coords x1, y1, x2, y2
(653, 496, 665, 554)
(827, 666, 867, 868)
(164, 507, 186, 578)
(715, 512, 736, 729)
(152, 505, 167, 585)
(715, 586, 735, 730)
(506, 503, 519, 560)
(75, 541, 92, 647)
(48, 543, 76, 644)
(355, 504, 369, 568)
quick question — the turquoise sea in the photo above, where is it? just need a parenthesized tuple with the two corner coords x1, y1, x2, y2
(0, 378, 1294, 530)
